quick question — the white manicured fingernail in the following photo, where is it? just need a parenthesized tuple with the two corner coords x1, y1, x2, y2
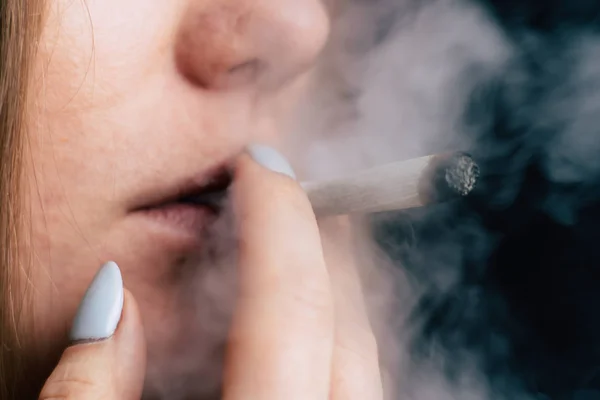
(247, 144, 296, 179)
(70, 261, 124, 342)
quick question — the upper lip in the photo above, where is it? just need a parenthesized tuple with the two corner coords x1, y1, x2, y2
(131, 161, 235, 212)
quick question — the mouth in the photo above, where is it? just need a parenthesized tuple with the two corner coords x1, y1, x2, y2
(134, 166, 234, 212)
(131, 164, 234, 246)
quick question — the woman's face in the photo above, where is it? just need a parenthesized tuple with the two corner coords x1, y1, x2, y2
(25, 0, 329, 397)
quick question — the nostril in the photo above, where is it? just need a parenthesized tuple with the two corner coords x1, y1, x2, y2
(175, 1, 329, 92)
(178, 58, 264, 91)
(228, 60, 261, 77)
(220, 59, 265, 88)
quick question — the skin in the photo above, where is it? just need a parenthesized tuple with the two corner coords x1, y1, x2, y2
(25, 0, 383, 398)
(40, 157, 383, 400)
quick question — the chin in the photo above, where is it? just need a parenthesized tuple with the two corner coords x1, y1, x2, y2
(144, 344, 226, 400)
(141, 269, 234, 400)
(139, 212, 238, 400)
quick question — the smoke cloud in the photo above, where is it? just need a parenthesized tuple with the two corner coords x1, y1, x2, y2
(287, 0, 600, 399)
(140, 0, 600, 398)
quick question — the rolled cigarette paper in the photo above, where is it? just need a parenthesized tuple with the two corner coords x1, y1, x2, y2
(302, 152, 479, 216)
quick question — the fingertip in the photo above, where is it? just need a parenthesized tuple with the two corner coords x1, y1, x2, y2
(113, 289, 146, 398)
(234, 148, 314, 226)
(234, 145, 298, 195)
(114, 289, 144, 343)
(40, 285, 146, 400)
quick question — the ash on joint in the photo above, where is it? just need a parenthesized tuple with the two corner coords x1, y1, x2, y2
(445, 154, 480, 196)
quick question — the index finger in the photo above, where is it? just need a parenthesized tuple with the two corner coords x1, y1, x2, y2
(223, 145, 334, 400)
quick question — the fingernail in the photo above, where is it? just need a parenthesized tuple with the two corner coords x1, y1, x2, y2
(247, 144, 296, 179)
(70, 261, 124, 342)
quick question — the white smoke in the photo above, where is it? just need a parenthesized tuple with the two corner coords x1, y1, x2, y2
(289, 0, 511, 178)
(286, 0, 527, 399)
(139, 0, 581, 398)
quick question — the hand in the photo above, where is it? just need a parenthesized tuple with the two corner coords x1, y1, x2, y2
(39, 262, 147, 399)
(39, 144, 383, 400)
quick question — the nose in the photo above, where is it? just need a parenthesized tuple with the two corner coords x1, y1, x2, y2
(175, 0, 330, 91)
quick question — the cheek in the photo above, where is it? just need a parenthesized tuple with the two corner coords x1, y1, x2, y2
(25, 184, 99, 342)
(22, 121, 114, 348)
(37, 0, 179, 112)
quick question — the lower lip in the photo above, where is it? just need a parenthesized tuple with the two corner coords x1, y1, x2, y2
(134, 202, 218, 247)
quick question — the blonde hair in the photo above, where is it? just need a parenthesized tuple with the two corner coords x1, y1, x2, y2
(0, 0, 43, 397)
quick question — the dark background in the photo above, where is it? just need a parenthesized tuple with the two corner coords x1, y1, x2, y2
(372, 1, 600, 398)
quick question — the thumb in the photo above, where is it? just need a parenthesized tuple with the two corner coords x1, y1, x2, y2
(40, 262, 146, 400)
